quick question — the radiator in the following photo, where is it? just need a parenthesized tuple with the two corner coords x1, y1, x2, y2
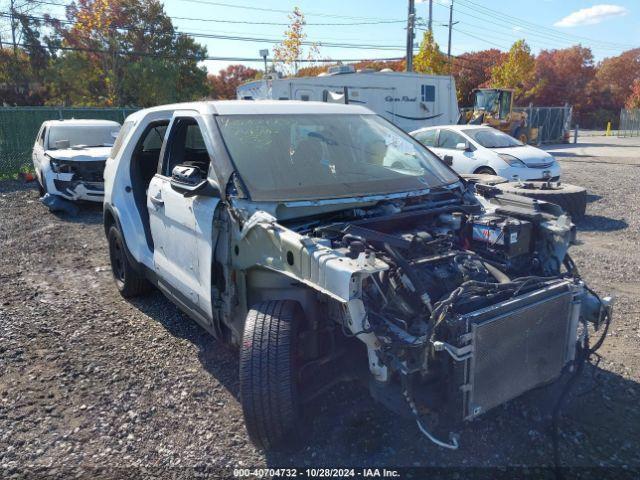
(455, 280, 581, 420)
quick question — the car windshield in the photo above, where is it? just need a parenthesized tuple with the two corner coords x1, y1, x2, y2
(216, 114, 459, 202)
(464, 128, 523, 148)
(47, 124, 120, 149)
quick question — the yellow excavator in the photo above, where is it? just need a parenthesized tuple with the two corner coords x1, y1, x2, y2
(463, 88, 538, 144)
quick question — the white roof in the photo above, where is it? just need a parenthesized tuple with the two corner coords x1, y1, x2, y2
(44, 119, 121, 127)
(126, 100, 374, 121)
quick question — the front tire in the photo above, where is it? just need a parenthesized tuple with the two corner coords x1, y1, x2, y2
(240, 300, 303, 450)
(108, 226, 151, 297)
(38, 172, 46, 197)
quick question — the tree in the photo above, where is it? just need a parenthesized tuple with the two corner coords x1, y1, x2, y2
(533, 45, 595, 122)
(208, 64, 259, 99)
(626, 79, 640, 109)
(413, 30, 447, 75)
(452, 49, 506, 105)
(273, 7, 319, 76)
(489, 40, 536, 102)
(47, 0, 208, 106)
(595, 48, 640, 108)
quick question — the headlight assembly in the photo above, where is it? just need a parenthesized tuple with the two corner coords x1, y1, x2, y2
(49, 158, 73, 174)
(497, 153, 527, 168)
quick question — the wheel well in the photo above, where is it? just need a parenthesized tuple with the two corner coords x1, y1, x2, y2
(245, 268, 317, 315)
(103, 208, 116, 236)
(473, 166, 497, 175)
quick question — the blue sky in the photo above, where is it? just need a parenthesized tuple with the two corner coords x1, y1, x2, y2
(20, 0, 640, 74)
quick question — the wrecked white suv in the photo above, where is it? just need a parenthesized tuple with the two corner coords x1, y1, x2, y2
(103, 101, 612, 450)
(32, 119, 121, 201)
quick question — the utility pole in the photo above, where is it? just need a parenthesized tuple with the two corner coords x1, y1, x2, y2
(10, 0, 17, 55)
(428, 0, 433, 33)
(405, 0, 415, 72)
(446, 0, 459, 73)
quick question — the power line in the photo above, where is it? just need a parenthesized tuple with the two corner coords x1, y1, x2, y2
(1, 12, 407, 50)
(175, 0, 403, 21)
(11, 41, 404, 63)
(453, 0, 634, 51)
(25, 0, 406, 26)
(456, 0, 635, 49)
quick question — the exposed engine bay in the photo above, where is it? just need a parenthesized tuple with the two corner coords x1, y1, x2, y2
(277, 188, 614, 449)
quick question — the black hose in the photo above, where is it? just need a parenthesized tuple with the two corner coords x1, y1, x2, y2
(383, 243, 427, 296)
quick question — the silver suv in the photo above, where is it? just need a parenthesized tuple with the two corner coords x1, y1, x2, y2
(103, 101, 612, 450)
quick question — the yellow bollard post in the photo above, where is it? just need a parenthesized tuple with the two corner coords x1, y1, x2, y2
(606, 121, 612, 136)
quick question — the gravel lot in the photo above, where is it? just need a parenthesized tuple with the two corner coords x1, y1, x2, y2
(1, 135, 639, 478)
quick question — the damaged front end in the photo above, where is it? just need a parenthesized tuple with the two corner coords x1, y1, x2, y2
(233, 184, 612, 449)
(48, 157, 106, 201)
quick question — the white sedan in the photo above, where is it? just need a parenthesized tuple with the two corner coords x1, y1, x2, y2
(410, 125, 561, 181)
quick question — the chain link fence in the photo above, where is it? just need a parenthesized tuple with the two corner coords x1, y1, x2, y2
(513, 105, 572, 144)
(0, 107, 138, 178)
(618, 108, 640, 137)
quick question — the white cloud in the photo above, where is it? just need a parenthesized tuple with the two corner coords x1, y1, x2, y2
(554, 4, 628, 27)
(513, 26, 524, 32)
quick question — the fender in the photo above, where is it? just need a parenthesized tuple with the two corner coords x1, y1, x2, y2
(103, 204, 147, 276)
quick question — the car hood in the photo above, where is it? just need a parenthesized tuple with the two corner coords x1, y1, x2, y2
(45, 146, 111, 162)
(490, 145, 554, 166)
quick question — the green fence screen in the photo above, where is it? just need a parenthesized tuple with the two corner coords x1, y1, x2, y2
(0, 106, 138, 178)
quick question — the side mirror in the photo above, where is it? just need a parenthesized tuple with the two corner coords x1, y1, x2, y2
(443, 155, 453, 166)
(456, 141, 471, 151)
(170, 165, 220, 198)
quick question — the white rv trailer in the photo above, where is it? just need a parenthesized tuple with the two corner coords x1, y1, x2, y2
(236, 66, 459, 132)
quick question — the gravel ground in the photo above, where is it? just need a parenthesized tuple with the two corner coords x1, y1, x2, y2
(1, 136, 639, 478)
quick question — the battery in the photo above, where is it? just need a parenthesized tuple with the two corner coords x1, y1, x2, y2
(470, 215, 532, 258)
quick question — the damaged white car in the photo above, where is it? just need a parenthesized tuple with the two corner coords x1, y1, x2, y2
(32, 119, 121, 201)
(103, 101, 612, 450)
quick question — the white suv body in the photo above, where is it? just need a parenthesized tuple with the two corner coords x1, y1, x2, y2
(32, 119, 121, 201)
(102, 101, 610, 451)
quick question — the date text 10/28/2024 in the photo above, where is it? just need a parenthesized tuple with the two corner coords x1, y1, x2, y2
(233, 468, 400, 478)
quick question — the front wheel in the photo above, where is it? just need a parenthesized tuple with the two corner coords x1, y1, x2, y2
(108, 226, 151, 297)
(240, 300, 303, 450)
(38, 172, 46, 197)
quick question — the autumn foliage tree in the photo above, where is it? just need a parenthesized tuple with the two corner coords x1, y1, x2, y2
(208, 64, 259, 99)
(532, 46, 595, 122)
(452, 49, 506, 105)
(626, 79, 640, 109)
(594, 48, 640, 109)
(413, 30, 447, 75)
(489, 40, 536, 102)
(273, 7, 319, 76)
(46, 0, 208, 106)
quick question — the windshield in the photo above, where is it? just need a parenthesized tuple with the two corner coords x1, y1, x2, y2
(464, 128, 523, 148)
(47, 124, 120, 149)
(216, 114, 459, 202)
(474, 90, 500, 113)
